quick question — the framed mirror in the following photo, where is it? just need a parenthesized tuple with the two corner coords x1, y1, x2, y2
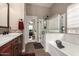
(0, 3, 9, 28)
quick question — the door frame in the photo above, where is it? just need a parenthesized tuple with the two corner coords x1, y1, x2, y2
(25, 16, 38, 43)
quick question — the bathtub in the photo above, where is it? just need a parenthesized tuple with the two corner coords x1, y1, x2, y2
(47, 40, 79, 56)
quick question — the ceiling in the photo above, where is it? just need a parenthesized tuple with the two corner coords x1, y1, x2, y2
(30, 3, 54, 8)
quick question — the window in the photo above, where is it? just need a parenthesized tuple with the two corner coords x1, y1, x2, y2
(67, 4, 79, 34)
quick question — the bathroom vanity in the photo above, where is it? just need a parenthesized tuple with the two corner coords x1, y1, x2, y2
(0, 33, 23, 56)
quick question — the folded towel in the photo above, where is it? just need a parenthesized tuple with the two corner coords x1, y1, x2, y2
(55, 40, 65, 49)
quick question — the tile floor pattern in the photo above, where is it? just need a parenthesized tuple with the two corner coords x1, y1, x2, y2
(25, 42, 50, 56)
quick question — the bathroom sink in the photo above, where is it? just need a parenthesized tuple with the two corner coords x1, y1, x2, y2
(0, 33, 22, 47)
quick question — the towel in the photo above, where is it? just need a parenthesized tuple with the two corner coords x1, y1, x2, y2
(18, 20, 24, 31)
(55, 40, 65, 49)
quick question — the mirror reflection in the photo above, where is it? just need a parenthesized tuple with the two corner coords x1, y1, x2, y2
(0, 3, 8, 27)
(46, 13, 66, 33)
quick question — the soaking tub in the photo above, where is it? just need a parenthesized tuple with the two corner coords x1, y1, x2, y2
(47, 40, 79, 56)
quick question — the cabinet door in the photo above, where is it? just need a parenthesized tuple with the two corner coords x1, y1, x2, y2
(0, 44, 12, 56)
(13, 44, 19, 56)
(12, 39, 19, 56)
(18, 35, 23, 54)
(20, 35, 23, 49)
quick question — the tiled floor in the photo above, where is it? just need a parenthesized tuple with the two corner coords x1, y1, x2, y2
(25, 42, 50, 56)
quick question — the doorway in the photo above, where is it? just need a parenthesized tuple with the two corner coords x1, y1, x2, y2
(29, 20, 35, 41)
(25, 16, 46, 43)
(25, 16, 38, 43)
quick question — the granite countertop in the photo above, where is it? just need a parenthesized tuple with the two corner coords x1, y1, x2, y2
(0, 33, 22, 47)
(49, 41, 79, 56)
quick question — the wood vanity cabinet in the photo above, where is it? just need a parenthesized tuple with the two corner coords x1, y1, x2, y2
(0, 41, 12, 56)
(12, 35, 23, 56)
(0, 34, 23, 56)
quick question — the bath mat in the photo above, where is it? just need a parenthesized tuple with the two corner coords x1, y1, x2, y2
(33, 43, 43, 49)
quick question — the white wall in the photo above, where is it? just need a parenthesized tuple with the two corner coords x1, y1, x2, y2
(50, 3, 71, 16)
(10, 3, 24, 31)
(26, 4, 50, 17)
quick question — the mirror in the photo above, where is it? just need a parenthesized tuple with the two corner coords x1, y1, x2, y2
(47, 15, 60, 33)
(46, 13, 66, 33)
(0, 3, 9, 28)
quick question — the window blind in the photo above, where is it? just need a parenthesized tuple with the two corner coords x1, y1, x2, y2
(67, 4, 79, 34)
